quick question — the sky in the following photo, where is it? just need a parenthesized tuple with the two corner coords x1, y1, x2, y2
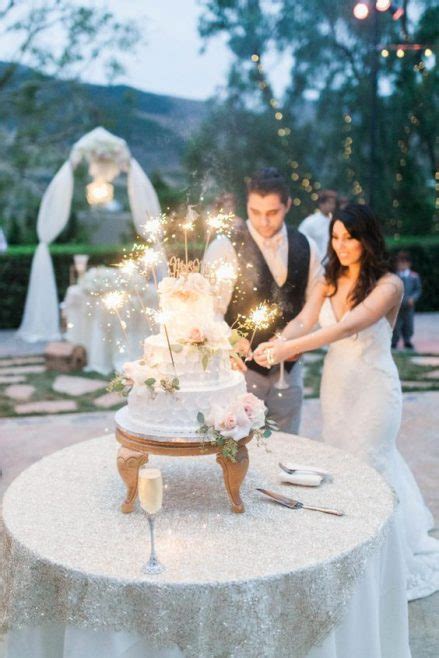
(91, 1, 233, 100)
(0, 0, 291, 101)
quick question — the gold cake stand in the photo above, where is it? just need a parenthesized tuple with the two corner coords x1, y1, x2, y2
(116, 423, 253, 513)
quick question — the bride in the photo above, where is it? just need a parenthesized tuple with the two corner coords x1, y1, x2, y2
(253, 203, 439, 601)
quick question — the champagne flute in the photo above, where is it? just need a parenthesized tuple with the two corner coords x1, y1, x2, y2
(138, 467, 165, 575)
(274, 333, 290, 390)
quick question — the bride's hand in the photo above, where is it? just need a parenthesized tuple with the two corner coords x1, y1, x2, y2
(253, 340, 286, 368)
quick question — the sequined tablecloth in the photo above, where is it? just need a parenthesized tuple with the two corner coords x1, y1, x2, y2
(1, 433, 396, 658)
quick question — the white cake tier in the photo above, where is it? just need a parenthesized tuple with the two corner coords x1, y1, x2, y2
(122, 371, 246, 439)
(142, 333, 232, 386)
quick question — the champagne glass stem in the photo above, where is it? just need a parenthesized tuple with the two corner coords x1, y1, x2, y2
(274, 360, 290, 390)
(148, 515, 157, 563)
(143, 514, 165, 574)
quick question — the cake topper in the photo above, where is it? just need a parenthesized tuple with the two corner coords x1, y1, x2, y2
(168, 256, 201, 278)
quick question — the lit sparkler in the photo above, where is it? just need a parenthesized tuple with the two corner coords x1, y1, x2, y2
(102, 291, 128, 340)
(245, 302, 280, 360)
(118, 259, 138, 277)
(203, 210, 234, 262)
(141, 248, 161, 287)
(143, 214, 166, 242)
(213, 261, 237, 284)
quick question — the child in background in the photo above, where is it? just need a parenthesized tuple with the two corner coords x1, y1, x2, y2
(392, 251, 422, 350)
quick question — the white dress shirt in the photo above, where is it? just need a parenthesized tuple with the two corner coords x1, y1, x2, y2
(203, 220, 323, 316)
(298, 210, 331, 261)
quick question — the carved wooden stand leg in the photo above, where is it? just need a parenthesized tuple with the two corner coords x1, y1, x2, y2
(217, 442, 249, 513)
(117, 446, 149, 513)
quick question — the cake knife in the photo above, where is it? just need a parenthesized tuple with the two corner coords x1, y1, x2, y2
(256, 488, 344, 516)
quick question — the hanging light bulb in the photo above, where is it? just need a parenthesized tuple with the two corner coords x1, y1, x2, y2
(396, 48, 405, 58)
(424, 48, 433, 57)
(86, 178, 114, 206)
(353, 3, 369, 20)
(376, 0, 391, 11)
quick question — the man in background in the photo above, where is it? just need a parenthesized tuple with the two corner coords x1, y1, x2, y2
(392, 251, 422, 350)
(298, 190, 337, 261)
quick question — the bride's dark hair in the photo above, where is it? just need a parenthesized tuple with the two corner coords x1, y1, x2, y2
(325, 203, 390, 307)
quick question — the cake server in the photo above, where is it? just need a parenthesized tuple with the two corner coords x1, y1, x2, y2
(256, 488, 344, 516)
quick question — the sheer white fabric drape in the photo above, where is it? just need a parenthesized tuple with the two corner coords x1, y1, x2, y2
(17, 161, 74, 342)
(127, 157, 161, 235)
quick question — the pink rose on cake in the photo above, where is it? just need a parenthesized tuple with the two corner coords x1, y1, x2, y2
(187, 327, 205, 344)
(241, 393, 267, 429)
(209, 402, 252, 441)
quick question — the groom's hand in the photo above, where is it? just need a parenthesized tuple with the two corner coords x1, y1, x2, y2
(230, 353, 248, 372)
(234, 337, 251, 356)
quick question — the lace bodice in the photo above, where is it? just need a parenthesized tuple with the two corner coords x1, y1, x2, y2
(319, 297, 394, 362)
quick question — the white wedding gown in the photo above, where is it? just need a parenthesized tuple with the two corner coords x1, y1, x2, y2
(319, 297, 439, 601)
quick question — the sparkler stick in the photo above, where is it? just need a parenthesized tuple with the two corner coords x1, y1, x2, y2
(163, 323, 176, 373)
(182, 206, 198, 266)
(154, 311, 178, 376)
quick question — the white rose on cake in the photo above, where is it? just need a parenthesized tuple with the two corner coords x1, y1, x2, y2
(158, 273, 211, 302)
(241, 393, 267, 429)
(184, 272, 211, 296)
(123, 360, 151, 387)
(203, 320, 231, 347)
(157, 277, 181, 297)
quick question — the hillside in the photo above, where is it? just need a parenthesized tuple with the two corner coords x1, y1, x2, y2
(0, 62, 207, 178)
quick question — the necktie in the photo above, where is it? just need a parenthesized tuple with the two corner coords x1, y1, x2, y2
(262, 234, 287, 285)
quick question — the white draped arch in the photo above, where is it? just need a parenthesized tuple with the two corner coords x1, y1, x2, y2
(17, 127, 161, 342)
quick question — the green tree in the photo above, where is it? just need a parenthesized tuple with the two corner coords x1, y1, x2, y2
(192, 0, 437, 233)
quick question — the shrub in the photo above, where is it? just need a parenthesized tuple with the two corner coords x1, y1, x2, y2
(1, 237, 438, 329)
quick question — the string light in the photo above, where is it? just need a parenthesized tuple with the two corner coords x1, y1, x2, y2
(353, 3, 369, 20)
(341, 112, 363, 198)
(249, 53, 322, 207)
(376, 0, 391, 11)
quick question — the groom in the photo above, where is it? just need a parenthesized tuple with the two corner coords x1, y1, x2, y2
(204, 168, 322, 433)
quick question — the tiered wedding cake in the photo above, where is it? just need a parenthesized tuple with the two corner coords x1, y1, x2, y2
(115, 271, 256, 440)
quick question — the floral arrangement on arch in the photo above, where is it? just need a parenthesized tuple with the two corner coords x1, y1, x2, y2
(197, 393, 276, 461)
(70, 129, 131, 178)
